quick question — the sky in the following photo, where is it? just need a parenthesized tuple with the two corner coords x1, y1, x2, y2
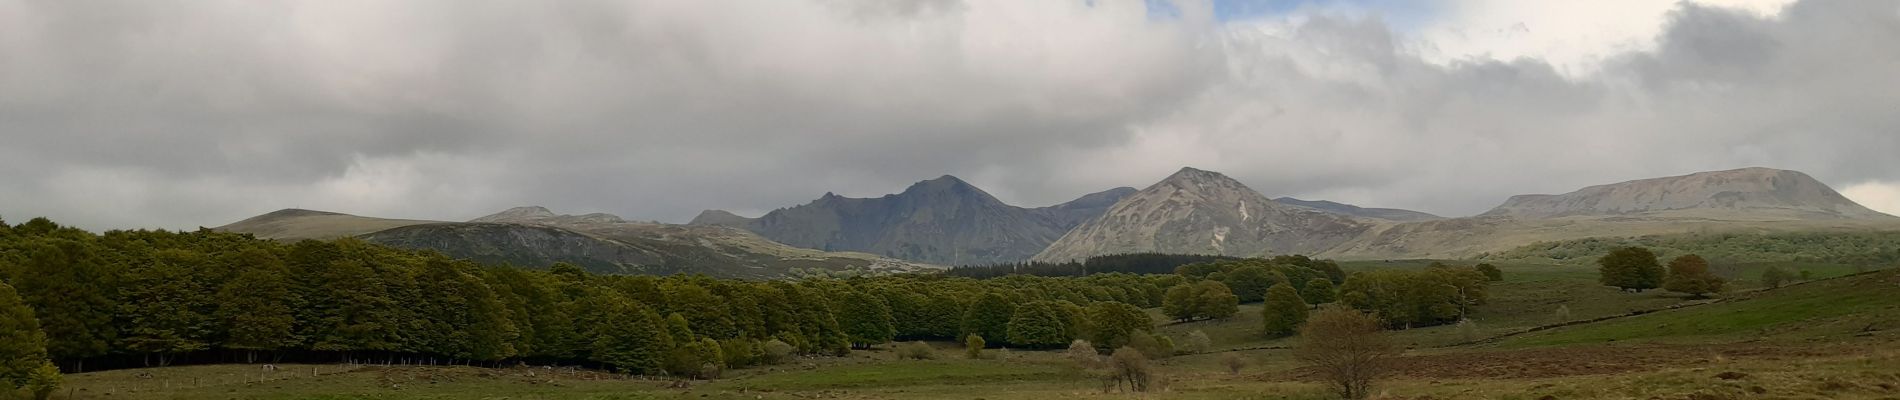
(3, 0, 1899, 231)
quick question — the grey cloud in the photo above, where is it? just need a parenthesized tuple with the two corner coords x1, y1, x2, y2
(1, 0, 1898, 230)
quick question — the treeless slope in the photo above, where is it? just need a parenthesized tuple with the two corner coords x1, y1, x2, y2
(214, 209, 437, 241)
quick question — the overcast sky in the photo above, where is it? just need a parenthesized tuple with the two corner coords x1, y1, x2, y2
(3, 0, 1899, 230)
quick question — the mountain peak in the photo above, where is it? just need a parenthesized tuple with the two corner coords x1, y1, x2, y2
(902, 175, 978, 193)
(1164, 166, 1225, 181)
(688, 209, 755, 227)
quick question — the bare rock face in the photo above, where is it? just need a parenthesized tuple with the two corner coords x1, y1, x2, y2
(689, 176, 1135, 265)
(1480, 167, 1894, 220)
(1031, 167, 1377, 262)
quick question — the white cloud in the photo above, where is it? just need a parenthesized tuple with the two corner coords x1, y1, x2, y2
(1842, 182, 1900, 217)
(1415, 0, 1798, 75)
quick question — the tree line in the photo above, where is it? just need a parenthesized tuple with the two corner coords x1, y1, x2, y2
(0, 217, 1187, 378)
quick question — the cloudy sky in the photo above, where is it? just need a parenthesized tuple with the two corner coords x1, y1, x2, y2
(3, 0, 1899, 230)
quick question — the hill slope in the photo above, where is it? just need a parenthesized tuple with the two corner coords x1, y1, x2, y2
(1032, 167, 1376, 262)
(1481, 167, 1891, 220)
(1322, 168, 1900, 260)
(1274, 197, 1442, 221)
(219, 208, 935, 278)
(213, 209, 435, 241)
(690, 176, 1134, 265)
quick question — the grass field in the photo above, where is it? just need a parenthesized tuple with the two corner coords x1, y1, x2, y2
(55, 266, 1900, 400)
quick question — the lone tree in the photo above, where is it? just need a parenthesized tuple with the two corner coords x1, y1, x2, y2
(1598, 247, 1663, 292)
(1260, 283, 1309, 338)
(1760, 266, 1792, 289)
(1296, 307, 1397, 400)
(1107, 346, 1153, 393)
(1662, 254, 1726, 298)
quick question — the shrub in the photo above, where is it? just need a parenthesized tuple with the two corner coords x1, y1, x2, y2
(1183, 330, 1213, 354)
(1127, 333, 1173, 359)
(1220, 352, 1247, 375)
(896, 341, 936, 360)
(1663, 254, 1726, 298)
(1475, 263, 1503, 281)
(760, 339, 795, 365)
(1297, 306, 1397, 399)
(964, 335, 986, 359)
(26, 362, 60, 400)
(1455, 318, 1480, 342)
(1066, 339, 1102, 368)
(1553, 305, 1572, 324)
(1761, 266, 1792, 288)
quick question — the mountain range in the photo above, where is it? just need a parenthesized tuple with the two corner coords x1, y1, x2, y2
(688, 176, 1134, 265)
(217, 166, 1899, 277)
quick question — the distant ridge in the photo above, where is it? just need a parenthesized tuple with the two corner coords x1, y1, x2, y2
(689, 176, 1135, 265)
(1273, 197, 1442, 221)
(1481, 167, 1894, 220)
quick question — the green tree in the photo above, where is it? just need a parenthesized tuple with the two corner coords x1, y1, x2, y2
(1297, 307, 1396, 399)
(0, 282, 50, 389)
(590, 298, 672, 375)
(1761, 266, 1792, 289)
(1662, 254, 1725, 298)
(1261, 283, 1308, 337)
(1598, 247, 1663, 292)
(1475, 263, 1503, 281)
(1194, 280, 1240, 320)
(118, 250, 214, 366)
(1084, 301, 1152, 349)
(1300, 278, 1336, 307)
(1221, 265, 1276, 303)
(25, 362, 60, 400)
(215, 264, 299, 362)
(1005, 301, 1071, 349)
(12, 240, 116, 370)
(960, 292, 1014, 346)
(837, 290, 895, 349)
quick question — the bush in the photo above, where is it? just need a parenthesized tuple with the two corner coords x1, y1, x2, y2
(760, 339, 795, 365)
(1475, 263, 1503, 281)
(1183, 330, 1213, 354)
(1127, 333, 1173, 359)
(1761, 266, 1792, 289)
(1662, 254, 1726, 298)
(1220, 352, 1247, 375)
(1553, 305, 1572, 324)
(26, 362, 60, 400)
(1455, 318, 1479, 342)
(896, 341, 936, 360)
(1297, 307, 1397, 399)
(1066, 339, 1102, 368)
(964, 335, 985, 359)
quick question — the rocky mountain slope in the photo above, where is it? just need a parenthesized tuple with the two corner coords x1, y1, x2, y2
(217, 207, 935, 279)
(1273, 197, 1442, 221)
(1032, 167, 1377, 262)
(690, 176, 1134, 265)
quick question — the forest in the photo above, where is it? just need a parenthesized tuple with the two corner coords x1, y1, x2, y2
(0, 216, 1489, 383)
